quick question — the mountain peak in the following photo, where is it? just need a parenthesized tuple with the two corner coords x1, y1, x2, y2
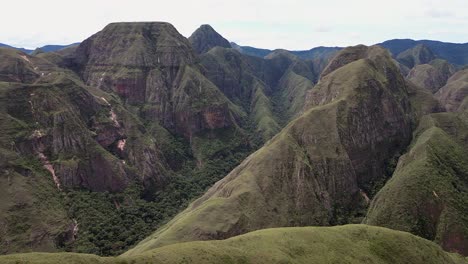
(189, 24, 231, 54)
(396, 43, 436, 68)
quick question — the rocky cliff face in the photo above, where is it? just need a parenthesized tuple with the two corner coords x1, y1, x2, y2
(74, 22, 241, 139)
(188, 24, 231, 54)
(407, 59, 456, 93)
(124, 45, 414, 254)
(0, 46, 173, 253)
(198, 46, 317, 142)
(436, 69, 468, 112)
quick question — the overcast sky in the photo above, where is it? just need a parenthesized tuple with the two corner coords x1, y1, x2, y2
(2, 0, 468, 50)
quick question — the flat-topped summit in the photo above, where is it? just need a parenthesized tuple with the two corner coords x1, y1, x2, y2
(75, 21, 195, 68)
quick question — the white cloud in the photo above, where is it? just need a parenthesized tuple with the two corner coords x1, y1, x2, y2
(1, 0, 468, 49)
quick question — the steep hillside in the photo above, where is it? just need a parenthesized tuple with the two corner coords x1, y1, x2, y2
(0, 47, 58, 83)
(199, 47, 280, 142)
(407, 59, 456, 93)
(198, 46, 316, 142)
(124, 45, 415, 253)
(0, 45, 181, 253)
(436, 69, 468, 112)
(396, 44, 436, 69)
(73, 22, 244, 139)
(0, 24, 254, 256)
(2, 225, 466, 264)
(365, 111, 468, 255)
(189, 24, 231, 54)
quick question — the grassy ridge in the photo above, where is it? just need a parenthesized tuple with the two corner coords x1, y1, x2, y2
(123, 46, 413, 254)
(365, 112, 468, 255)
(1, 225, 466, 264)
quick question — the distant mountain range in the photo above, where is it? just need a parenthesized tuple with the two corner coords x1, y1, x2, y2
(0, 42, 80, 54)
(379, 39, 468, 66)
(230, 39, 468, 66)
(2, 38, 467, 66)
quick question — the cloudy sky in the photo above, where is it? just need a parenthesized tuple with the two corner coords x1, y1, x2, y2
(2, 0, 468, 50)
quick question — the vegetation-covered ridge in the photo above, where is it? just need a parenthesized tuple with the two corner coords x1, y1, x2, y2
(1, 225, 467, 264)
(124, 45, 416, 254)
(0, 22, 257, 256)
(365, 111, 468, 255)
(1, 20, 468, 260)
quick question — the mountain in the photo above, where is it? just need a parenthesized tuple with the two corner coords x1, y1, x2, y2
(380, 39, 468, 66)
(1, 21, 468, 261)
(73, 22, 244, 138)
(290, 46, 342, 60)
(396, 44, 436, 69)
(0, 22, 255, 256)
(232, 38, 468, 68)
(39, 43, 80, 53)
(195, 28, 320, 142)
(0, 43, 32, 53)
(231, 42, 341, 63)
(365, 111, 468, 255)
(188, 24, 231, 54)
(231, 42, 272, 58)
(2, 225, 466, 264)
(0, 22, 324, 256)
(407, 59, 456, 93)
(124, 45, 418, 253)
(0, 43, 79, 54)
(0, 47, 164, 253)
(436, 69, 468, 112)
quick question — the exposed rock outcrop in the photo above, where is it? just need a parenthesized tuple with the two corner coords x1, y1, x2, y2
(436, 69, 468, 112)
(125, 45, 414, 253)
(74, 22, 242, 138)
(407, 59, 456, 93)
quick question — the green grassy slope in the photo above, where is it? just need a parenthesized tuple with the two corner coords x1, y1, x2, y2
(365, 111, 468, 255)
(199, 47, 317, 143)
(123, 45, 414, 254)
(0, 25, 258, 255)
(1, 225, 467, 264)
(199, 47, 282, 142)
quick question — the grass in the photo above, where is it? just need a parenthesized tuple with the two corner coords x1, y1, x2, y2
(1, 225, 466, 264)
(272, 69, 314, 123)
(365, 112, 468, 254)
(123, 46, 413, 254)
